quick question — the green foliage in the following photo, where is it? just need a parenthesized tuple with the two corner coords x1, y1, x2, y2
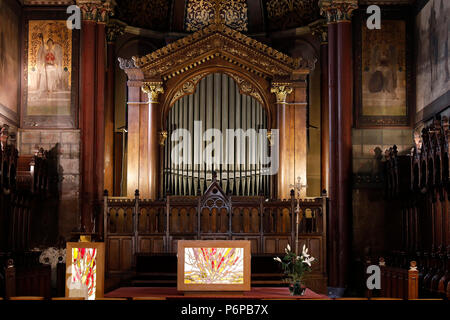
(274, 244, 315, 284)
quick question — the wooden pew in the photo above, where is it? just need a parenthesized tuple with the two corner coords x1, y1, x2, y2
(373, 258, 418, 300)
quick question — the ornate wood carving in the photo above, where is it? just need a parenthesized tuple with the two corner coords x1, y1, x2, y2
(169, 72, 209, 106)
(271, 83, 294, 103)
(142, 82, 164, 103)
(132, 23, 313, 81)
(266, 0, 320, 31)
(319, 0, 358, 23)
(185, 0, 248, 32)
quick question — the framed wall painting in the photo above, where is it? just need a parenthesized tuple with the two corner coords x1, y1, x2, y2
(65, 242, 105, 300)
(21, 8, 79, 129)
(177, 240, 251, 292)
(415, 0, 450, 122)
(354, 7, 414, 128)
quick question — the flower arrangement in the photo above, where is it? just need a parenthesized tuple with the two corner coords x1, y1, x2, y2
(274, 244, 315, 295)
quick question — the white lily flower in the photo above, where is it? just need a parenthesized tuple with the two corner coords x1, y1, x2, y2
(274, 257, 282, 263)
(302, 245, 310, 258)
(303, 260, 311, 267)
(287, 244, 291, 252)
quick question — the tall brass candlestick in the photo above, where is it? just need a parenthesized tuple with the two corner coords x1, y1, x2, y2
(290, 177, 307, 255)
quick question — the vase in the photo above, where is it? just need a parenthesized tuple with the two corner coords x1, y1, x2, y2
(289, 282, 306, 296)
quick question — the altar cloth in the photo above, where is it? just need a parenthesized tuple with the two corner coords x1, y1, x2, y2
(105, 287, 330, 300)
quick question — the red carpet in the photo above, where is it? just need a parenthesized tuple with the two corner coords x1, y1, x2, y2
(105, 287, 330, 300)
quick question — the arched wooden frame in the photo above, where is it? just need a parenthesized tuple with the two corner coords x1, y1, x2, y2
(159, 64, 275, 130)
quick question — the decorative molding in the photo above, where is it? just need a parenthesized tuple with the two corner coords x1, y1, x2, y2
(308, 19, 328, 43)
(131, 23, 313, 81)
(118, 57, 144, 81)
(170, 72, 209, 106)
(227, 73, 264, 106)
(159, 131, 168, 146)
(106, 20, 126, 43)
(319, 0, 358, 23)
(271, 83, 293, 103)
(267, 130, 274, 146)
(76, 0, 114, 23)
(185, 0, 248, 32)
(266, 0, 320, 31)
(117, 57, 135, 69)
(142, 82, 164, 103)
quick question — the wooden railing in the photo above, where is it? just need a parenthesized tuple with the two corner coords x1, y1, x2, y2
(363, 257, 419, 300)
(103, 178, 328, 291)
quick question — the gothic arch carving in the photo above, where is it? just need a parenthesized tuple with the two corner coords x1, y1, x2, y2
(160, 65, 274, 129)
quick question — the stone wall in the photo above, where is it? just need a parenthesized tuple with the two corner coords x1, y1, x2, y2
(18, 129, 80, 242)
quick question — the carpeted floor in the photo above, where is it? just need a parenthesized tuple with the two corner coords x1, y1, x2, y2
(105, 287, 330, 300)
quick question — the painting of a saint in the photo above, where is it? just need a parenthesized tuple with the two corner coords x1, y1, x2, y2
(362, 20, 406, 117)
(27, 20, 72, 116)
(416, 0, 450, 112)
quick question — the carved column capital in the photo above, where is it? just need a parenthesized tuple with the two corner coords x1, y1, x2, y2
(106, 21, 126, 43)
(319, 0, 358, 23)
(76, 0, 114, 23)
(142, 82, 164, 103)
(309, 19, 328, 44)
(159, 131, 168, 146)
(271, 83, 293, 104)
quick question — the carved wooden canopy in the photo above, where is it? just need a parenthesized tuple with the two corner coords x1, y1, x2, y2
(131, 23, 314, 82)
(120, 21, 315, 129)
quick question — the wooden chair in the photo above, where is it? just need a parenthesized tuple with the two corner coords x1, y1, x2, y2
(51, 297, 85, 301)
(334, 298, 369, 300)
(132, 297, 166, 301)
(9, 296, 45, 301)
(95, 298, 127, 301)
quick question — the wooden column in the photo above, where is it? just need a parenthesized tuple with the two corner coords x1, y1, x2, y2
(77, 0, 113, 234)
(320, 0, 358, 292)
(95, 22, 106, 200)
(272, 82, 308, 200)
(79, 18, 97, 233)
(324, 19, 338, 289)
(310, 20, 329, 194)
(142, 82, 164, 200)
(118, 59, 146, 198)
(104, 24, 125, 196)
(272, 83, 292, 200)
(336, 19, 353, 289)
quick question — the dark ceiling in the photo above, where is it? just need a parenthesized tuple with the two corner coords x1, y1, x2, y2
(113, 0, 321, 34)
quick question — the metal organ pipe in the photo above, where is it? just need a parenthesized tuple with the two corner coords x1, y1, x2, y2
(164, 73, 269, 197)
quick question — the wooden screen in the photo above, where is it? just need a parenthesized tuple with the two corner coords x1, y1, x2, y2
(163, 73, 269, 197)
